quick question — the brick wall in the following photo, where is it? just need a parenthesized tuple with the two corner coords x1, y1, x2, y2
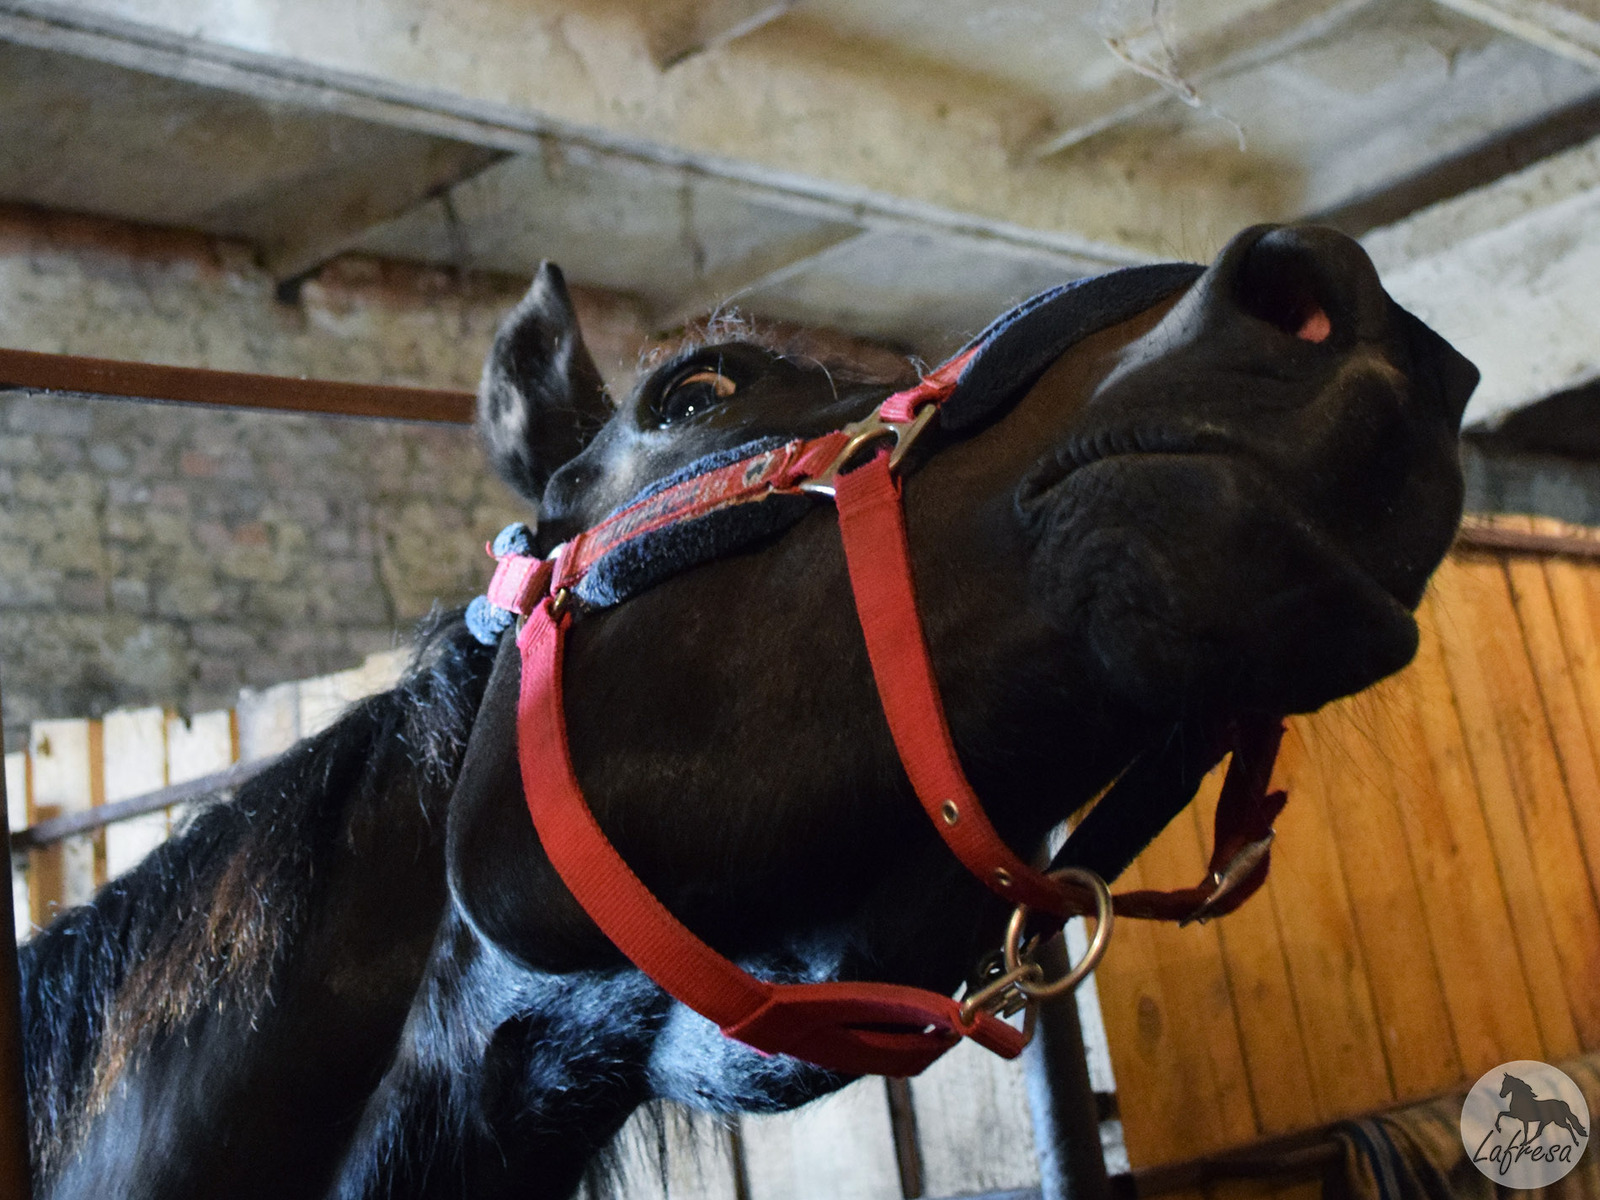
(0, 206, 648, 745)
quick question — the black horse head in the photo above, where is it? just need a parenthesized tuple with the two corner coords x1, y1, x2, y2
(19, 224, 1477, 1200)
(451, 224, 1474, 1109)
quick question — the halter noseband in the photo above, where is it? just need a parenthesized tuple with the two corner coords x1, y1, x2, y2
(472, 266, 1287, 1076)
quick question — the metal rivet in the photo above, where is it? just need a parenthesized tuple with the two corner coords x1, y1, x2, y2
(940, 800, 960, 826)
(993, 868, 1013, 888)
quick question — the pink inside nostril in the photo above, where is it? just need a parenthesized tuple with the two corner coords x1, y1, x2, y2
(1296, 306, 1332, 343)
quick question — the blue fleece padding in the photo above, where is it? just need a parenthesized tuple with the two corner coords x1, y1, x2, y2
(466, 594, 515, 645)
(940, 262, 1204, 433)
(577, 492, 814, 609)
(492, 522, 536, 558)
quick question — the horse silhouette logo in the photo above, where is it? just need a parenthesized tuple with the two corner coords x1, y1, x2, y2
(1461, 1060, 1590, 1188)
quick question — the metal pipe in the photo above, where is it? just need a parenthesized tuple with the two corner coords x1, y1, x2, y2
(1023, 937, 1110, 1200)
(10, 759, 266, 851)
(1454, 521, 1600, 559)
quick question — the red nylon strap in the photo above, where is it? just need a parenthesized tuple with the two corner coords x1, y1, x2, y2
(878, 346, 976, 424)
(552, 434, 848, 594)
(1108, 718, 1286, 921)
(834, 452, 1077, 920)
(832, 453, 1287, 925)
(515, 597, 1027, 1076)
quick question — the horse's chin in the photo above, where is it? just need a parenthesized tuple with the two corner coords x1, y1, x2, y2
(648, 1002, 849, 1113)
(1027, 453, 1421, 716)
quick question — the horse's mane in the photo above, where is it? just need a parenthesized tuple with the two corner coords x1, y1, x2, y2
(17, 609, 496, 1173)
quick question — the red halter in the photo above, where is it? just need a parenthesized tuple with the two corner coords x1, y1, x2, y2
(483, 353, 1286, 1076)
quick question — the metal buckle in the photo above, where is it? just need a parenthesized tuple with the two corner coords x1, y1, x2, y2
(797, 402, 939, 498)
(1002, 866, 1114, 1002)
(954, 866, 1113, 1052)
(959, 960, 1042, 1024)
(1180, 830, 1275, 927)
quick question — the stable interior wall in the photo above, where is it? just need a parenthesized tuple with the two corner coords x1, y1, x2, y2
(1096, 524, 1600, 1197)
(0, 204, 649, 746)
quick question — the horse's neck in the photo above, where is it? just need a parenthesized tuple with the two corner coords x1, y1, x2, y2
(330, 914, 667, 1200)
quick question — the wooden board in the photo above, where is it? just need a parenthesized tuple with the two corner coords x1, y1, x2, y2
(1294, 692, 1461, 1102)
(908, 1031, 1040, 1197)
(1199, 766, 1321, 1138)
(5, 752, 29, 942)
(164, 710, 236, 827)
(594, 1104, 740, 1200)
(1431, 556, 1593, 1055)
(27, 718, 100, 917)
(101, 707, 169, 880)
(740, 1078, 902, 1200)
(1259, 722, 1393, 1120)
(236, 681, 301, 762)
(1393, 595, 1546, 1075)
(1094, 817, 1256, 1167)
(1064, 914, 1119, 1097)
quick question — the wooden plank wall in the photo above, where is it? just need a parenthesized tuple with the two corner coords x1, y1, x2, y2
(1096, 518, 1600, 1199)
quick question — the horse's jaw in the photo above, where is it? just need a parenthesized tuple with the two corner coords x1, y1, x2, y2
(1021, 453, 1424, 716)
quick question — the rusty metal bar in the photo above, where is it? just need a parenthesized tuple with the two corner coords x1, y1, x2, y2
(1453, 521, 1600, 560)
(1117, 1131, 1340, 1197)
(0, 346, 475, 424)
(10, 760, 267, 852)
(0, 685, 36, 1196)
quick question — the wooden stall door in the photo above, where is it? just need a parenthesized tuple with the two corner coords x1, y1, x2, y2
(1094, 526, 1600, 1199)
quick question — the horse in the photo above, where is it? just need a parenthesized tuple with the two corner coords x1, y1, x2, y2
(16, 223, 1477, 1199)
(1499, 1073, 1589, 1145)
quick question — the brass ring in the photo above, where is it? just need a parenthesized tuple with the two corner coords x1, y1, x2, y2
(1002, 867, 1114, 1001)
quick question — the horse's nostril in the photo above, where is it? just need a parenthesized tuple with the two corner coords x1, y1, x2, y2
(1241, 276, 1331, 343)
(1295, 306, 1332, 344)
(1235, 238, 1335, 344)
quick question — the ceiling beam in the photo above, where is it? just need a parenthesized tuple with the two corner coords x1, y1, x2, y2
(645, 224, 866, 329)
(0, 0, 1225, 264)
(645, 0, 794, 70)
(261, 146, 505, 284)
(1026, 0, 1378, 160)
(1430, 0, 1600, 70)
(1308, 88, 1600, 236)
(1364, 130, 1600, 428)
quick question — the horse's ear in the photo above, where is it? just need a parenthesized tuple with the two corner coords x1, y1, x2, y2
(478, 262, 613, 504)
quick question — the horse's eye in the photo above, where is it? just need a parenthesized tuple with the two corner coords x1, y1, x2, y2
(654, 368, 737, 426)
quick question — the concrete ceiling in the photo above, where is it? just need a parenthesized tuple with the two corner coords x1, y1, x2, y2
(1, 0, 1599, 430)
